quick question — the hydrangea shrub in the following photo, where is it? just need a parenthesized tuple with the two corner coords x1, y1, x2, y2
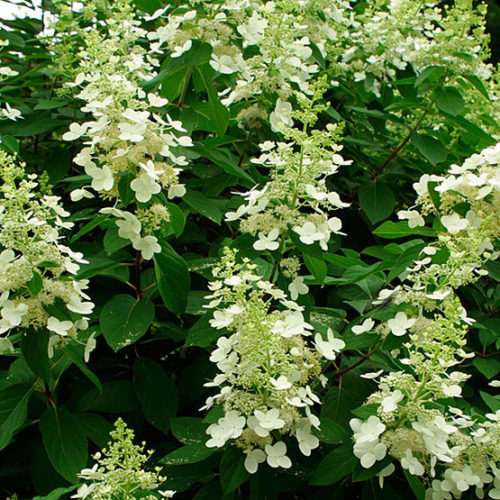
(0, 0, 498, 499)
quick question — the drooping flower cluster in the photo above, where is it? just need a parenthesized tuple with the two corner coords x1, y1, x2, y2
(72, 418, 174, 500)
(226, 82, 350, 260)
(349, 144, 500, 498)
(54, 0, 191, 260)
(0, 152, 94, 355)
(203, 248, 344, 473)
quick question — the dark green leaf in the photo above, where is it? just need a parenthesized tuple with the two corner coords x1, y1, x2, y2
(404, 470, 426, 500)
(373, 221, 434, 239)
(309, 445, 356, 485)
(20, 328, 50, 381)
(40, 407, 88, 483)
(185, 314, 219, 348)
(220, 447, 249, 494)
(0, 383, 33, 450)
(435, 87, 465, 116)
(411, 133, 447, 164)
(154, 241, 190, 314)
(162, 443, 215, 465)
(183, 191, 222, 224)
(359, 182, 396, 225)
(195, 64, 229, 136)
(134, 358, 179, 433)
(167, 201, 186, 237)
(171, 417, 209, 444)
(100, 295, 155, 351)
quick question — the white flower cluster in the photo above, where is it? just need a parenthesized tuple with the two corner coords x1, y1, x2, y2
(149, 0, 352, 112)
(226, 84, 350, 263)
(333, 0, 493, 94)
(0, 40, 22, 122)
(203, 248, 343, 473)
(56, 0, 191, 260)
(0, 152, 95, 357)
(349, 145, 500, 498)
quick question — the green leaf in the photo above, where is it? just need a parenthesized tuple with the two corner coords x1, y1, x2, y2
(183, 191, 222, 224)
(387, 241, 426, 281)
(480, 391, 500, 412)
(414, 65, 445, 87)
(162, 442, 215, 465)
(32, 486, 78, 500)
(193, 143, 254, 184)
(117, 171, 135, 206)
(100, 295, 155, 351)
(303, 253, 327, 282)
(134, 358, 179, 433)
(26, 270, 43, 295)
(153, 241, 190, 314)
(411, 133, 447, 164)
(195, 64, 229, 136)
(359, 182, 396, 225)
(74, 412, 112, 449)
(103, 227, 129, 255)
(63, 343, 102, 392)
(0, 383, 33, 450)
(20, 328, 50, 381)
(75, 381, 139, 413)
(220, 447, 249, 494)
(309, 445, 357, 485)
(133, 0, 162, 13)
(435, 87, 465, 116)
(171, 417, 209, 444)
(351, 404, 379, 419)
(316, 418, 349, 444)
(185, 314, 219, 348)
(0, 134, 19, 154)
(40, 407, 88, 483)
(167, 202, 186, 237)
(473, 357, 500, 379)
(464, 74, 490, 100)
(373, 221, 435, 239)
(34, 98, 69, 110)
(70, 214, 109, 243)
(404, 470, 426, 500)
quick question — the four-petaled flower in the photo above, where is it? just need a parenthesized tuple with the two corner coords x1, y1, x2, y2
(388, 312, 415, 336)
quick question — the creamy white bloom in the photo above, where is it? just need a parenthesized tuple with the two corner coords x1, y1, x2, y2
(401, 449, 425, 476)
(244, 449, 266, 474)
(398, 209, 425, 228)
(131, 235, 161, 260)
(314, 328, 345, 360)
(86, 165, 114, 192)
(47, 316, 73, 337)
(352, 318, 375, 335)
(171, 40, 192, 58)
(288, 276, 309, 300)
(63, 122, 89, 141)
(253, 228, 280, 251)
(381, 389, 404, 412)
(293, 221, 323, 245)
(130, 173, 161, 203)
(388, 312, 416, 336)
(269, 98, 293, 132)
(265, 442, 292, 469)
(441, 213, 468, 234)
